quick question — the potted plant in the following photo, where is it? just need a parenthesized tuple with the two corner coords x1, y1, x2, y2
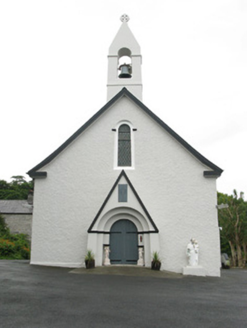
(151, 251, 161, 271)
(85, 250, 95, 269)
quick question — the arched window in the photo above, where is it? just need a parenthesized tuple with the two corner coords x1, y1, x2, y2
(118, 124, 131, 166)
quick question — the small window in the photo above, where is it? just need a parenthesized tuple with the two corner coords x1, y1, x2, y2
(118, 124, 131, 166)
(118, 184, 128, 202)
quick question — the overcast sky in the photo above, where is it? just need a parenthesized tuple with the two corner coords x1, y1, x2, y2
(0, 0, 246, 196)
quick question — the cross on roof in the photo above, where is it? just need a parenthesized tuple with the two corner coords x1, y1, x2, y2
(120, 14, 130, 23)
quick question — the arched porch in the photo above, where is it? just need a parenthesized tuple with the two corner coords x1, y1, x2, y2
(87, 207, 159, 267)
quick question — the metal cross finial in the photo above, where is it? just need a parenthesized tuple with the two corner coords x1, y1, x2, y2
(120, 14, 130, 23)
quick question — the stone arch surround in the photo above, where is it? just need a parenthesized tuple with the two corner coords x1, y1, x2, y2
(87, 207, 153, 267)
(98, 207, 150, 232)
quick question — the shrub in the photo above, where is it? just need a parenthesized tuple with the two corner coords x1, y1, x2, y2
(152, 251, 161, 263)
(0, 238, 30, 259)
(0, 215, 10, 237)
(0, 239, 15, 256)
(0, 216, 30, 259)
(20, 246, 30, 259)
(85, 250, 95, 261)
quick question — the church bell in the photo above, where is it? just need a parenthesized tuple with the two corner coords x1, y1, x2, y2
(118, 63, 132, 78)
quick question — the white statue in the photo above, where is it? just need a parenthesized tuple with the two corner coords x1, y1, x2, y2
(187, 238, 199, 266)
(104, 246, 111, 266)
(194, 240, 199, 265)
(137, 247, 144, 266)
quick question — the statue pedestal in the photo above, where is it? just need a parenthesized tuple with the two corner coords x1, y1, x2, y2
(104, 258, 111, 266)
(137, 258, 144, 266)
(182, 265, 206, 277)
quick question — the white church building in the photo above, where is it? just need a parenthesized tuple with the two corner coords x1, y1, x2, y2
(28, 15, 223, 277)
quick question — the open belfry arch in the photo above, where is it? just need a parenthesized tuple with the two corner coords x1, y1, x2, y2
(107, 14, 143, 101)
(28, 15, 223, 276)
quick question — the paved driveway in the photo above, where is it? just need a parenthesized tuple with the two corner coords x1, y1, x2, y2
(0, 260, 246, 328)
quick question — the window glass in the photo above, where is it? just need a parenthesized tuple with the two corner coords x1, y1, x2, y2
(118, 184, 128, 202)
(118, 124, 131, 166)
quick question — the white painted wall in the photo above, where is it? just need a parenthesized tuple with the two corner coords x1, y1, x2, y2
(30, 95, 221, 276)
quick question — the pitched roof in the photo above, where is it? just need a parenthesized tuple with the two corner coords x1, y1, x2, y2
(88, 170, 159, 233)
(0, 200, 33, 214)
(27, 88, 223, 178)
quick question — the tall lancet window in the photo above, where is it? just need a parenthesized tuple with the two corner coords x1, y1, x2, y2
(118, 124, 131, 166)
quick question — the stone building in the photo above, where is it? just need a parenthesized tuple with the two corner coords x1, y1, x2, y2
(0, 200, 32, 240)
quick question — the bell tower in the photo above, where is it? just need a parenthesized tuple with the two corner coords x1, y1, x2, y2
(107, 14, 143, 101)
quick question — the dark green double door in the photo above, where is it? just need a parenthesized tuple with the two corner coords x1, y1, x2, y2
(110, 219, 138, 265)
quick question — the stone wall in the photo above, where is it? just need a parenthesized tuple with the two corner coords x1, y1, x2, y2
(3, 214, 32, 240)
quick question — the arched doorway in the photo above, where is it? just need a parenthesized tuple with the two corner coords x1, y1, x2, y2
(110, 219, 138, 264)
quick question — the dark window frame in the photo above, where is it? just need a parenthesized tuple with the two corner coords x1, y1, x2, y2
(118, 124, 131, 167)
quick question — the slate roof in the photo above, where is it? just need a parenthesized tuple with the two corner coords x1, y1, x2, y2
(0, 200, 33, 214)
(27, 87, 223, 178)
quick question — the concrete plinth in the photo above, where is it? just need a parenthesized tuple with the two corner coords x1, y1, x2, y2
(182, 265, 206, 277)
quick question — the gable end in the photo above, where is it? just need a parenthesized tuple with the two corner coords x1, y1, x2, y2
(88, 170, 159, 233)
(27, 88, 223, 178)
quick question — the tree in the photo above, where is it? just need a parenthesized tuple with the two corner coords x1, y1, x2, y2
(218, 190, 247, 267)
(11, 176, 27, 184)
(0, 176, 33, 200)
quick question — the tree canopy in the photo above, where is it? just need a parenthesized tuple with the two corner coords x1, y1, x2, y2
(218, 190, 247, 267)
(0, 176, 33, 200)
